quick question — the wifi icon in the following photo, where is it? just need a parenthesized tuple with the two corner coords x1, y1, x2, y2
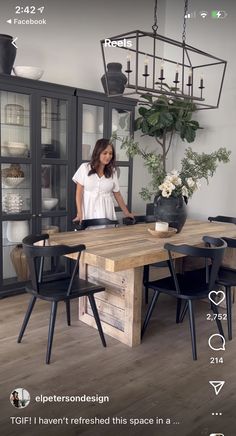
(200, 11, 208, 18)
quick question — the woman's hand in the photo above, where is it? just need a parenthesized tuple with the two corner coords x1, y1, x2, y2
(73, 214, 82, 223)
(124, 211, 135, 219)
(113, 192, 135, 219)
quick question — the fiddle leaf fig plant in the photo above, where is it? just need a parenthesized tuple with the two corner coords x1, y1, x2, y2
(134, 93, 202, 171)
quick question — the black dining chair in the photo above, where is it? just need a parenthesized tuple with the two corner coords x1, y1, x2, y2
(141, 236, 227, 360)
(208, 215, 236, 225)
(73, 218, 119, 231)
(215, 236, 236, 340)
(122, 215, 156, 225)
(18, 234, 106, 364)
(208, 214, 236, 305)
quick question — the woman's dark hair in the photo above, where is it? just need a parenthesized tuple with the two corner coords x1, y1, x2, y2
(88, 138, 116, 178)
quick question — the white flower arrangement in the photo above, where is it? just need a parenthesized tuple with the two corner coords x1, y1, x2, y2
(159, 170, 201, 200)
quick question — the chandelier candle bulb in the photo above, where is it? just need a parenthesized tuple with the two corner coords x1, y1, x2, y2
(126, 52, 131, 71)
(160, 60, 164, 79)
(187, 68, 192, 86)
(200, 76, 204, 88)
(175, 63, 179, 82)
(144, 56, 149, 75)
(155, 221, 169, 232)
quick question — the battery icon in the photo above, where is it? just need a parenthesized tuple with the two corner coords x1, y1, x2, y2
(211, 10, 227, 18)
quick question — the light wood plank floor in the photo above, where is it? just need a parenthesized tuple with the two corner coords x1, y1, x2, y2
(0, 291, 235, 436)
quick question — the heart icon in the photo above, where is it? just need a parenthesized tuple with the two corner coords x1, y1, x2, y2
(208, 290, 225, 306)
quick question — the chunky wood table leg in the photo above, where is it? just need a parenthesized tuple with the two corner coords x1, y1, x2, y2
(79, 263, 143, 346)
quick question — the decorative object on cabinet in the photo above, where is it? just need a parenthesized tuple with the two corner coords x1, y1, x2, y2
(82, 144, 91, 160)
(41, 98, 48, 128)
(83, 109, 96, 133)
(6, 220, 29, 243)
(2, 163, 25, 179)
(5, 103, 24, 125)
(6, 142, 28, 157)
(0, 34, 17, 74)
(10, 244, 30, 281)
(101, 63, 127, 95)
(41, 143, 58, 158)
(3, 193, 23, 214)
(42, 197, 59, 210)
(41, 165, 51, 188)
(13, 66, 44, 80)
(2, 176, 25, 188)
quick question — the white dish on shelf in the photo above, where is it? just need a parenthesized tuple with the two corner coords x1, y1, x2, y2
(13, 66, 44, 80)
(7, 142, 28, 157)
(8, 141, 26, 147)
(2, 177, 25, 188)
(42, 197, 58, 210)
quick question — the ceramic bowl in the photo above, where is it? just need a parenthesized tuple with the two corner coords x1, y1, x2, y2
(7, 143, 27, 157)
(2, 177, 25, 188)
(42, 197, 58, 210)
(13, 66, 44, 80)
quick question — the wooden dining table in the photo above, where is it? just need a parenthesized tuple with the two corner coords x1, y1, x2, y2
(49, 219, 236, 347)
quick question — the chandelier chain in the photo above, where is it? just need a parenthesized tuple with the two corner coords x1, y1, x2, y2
(182, 0, 189, 43)
(152, 0, 158, 34)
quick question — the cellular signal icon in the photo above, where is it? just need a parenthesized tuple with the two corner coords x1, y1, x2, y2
(185, 11, 196, 19)
(200, 11, 208, 18)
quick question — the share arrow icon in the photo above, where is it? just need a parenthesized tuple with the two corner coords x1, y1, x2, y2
(209, 381, 225, 395)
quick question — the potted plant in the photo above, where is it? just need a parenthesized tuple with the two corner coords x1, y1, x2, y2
(134, 93, 202, 172)
(113, 97, 231, 232)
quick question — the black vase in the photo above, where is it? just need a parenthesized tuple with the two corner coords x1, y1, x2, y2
(0, 34, 17, 74)
(101, 63, 127, 95)
(154, 195, 187, 233)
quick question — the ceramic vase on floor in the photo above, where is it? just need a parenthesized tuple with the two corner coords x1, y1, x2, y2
(0, 34, 17, 74)
(10, 244, 29, 281)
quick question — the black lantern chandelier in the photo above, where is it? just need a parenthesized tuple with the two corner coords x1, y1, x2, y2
(100, 0, 227, 109)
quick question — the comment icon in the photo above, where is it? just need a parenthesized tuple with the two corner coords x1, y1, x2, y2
(208, 334, 225, 351)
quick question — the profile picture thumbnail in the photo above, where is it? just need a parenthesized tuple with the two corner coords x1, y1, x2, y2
(10, 388, 30, 409)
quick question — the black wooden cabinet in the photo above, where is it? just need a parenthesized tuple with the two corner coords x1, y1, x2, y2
(0, 75, 76, 297)
(0, 77, 136, 297)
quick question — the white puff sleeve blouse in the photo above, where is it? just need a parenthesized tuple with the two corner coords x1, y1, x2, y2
(72, 163, 120, 220)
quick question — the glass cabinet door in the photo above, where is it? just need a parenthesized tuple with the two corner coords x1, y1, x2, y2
(41, 97, 67, 159)
(82, 103, 104, 160)
(0, 90, 32, 287)
(111, 108, 131, 162)
(1, 91, 30, 158)
(39, 95, 71, 277)
(40, 96, 69, 222)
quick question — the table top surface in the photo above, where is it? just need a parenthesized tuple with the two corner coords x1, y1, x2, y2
(49, 220, 236, 272)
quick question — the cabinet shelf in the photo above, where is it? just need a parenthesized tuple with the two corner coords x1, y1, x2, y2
(1, 123, 30, 128)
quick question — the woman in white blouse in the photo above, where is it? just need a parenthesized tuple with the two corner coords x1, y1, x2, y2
(72, 138, 134, 222)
